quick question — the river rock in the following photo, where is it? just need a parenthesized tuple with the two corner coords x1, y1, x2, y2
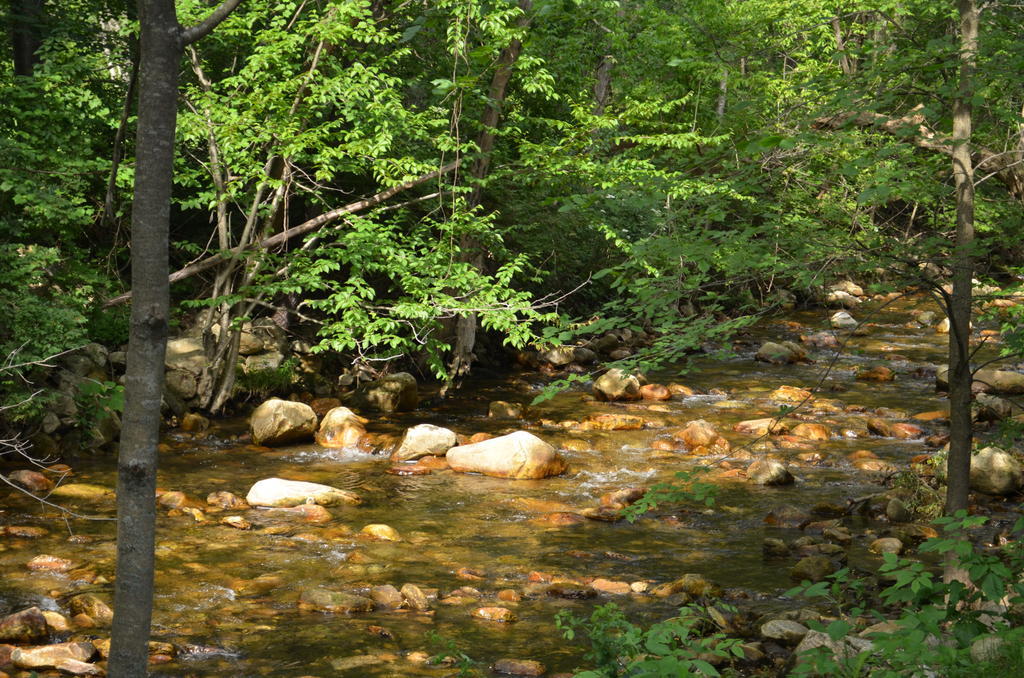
(539, 346, 577, 367)
(827, 289, 860, 308)
(639, 383, 671, 400)
(315, 406, 368, 448)
(856, 366, 894, 382)
(973, 393, 1012, 422)
(7, 469, 53, 493)
(734, 418, 788, 436)
(747, 459, 794, 486)
(446, 431, 567, 479)
(400, 583, 430, 611)
(869, 538, 904, 555)
(0, 607, 48, 643)
(830, 280, 864, 297)
(790, 555, 836, 582)
(246, 478, 361, 507)
(298, 588, 374, 613)
(369, 585, 404, 609)
(830, 311, 858, 329)
(755, 341, 806, 364)
(770, 385, 812, 402)
(68, 595, 113, 625)
(489, 401, 524, 418)
(886, 498, 912, 523)
(493, 658, 546, 676)
(651, 574, 721, 598)
(593, 368, 641, 401)
(12, 641, 95, 669)
(937, 366, 1024, 395)
(760, 619, 809, 644)
(794, 630, 872, 665)
(361, 524, 401, 541)
(790, 423, 830, 440)
(472, 607, 516, 622)
(357, 372, 418, 412)
(392, 424, 457, 461)
(206, 491, 249, 510)
(48, 483, 114, 502)
(249, 398, 317, 446)
(165, 337, 207, 375)
(969, 447, 1023, 496)
(673, 420, 724, 451)
(26, 554, 75, 572)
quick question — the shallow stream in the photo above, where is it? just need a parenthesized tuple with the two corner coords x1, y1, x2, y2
(0, 295, 1013, 676)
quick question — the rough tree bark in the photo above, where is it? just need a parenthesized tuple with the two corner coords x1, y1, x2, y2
(944, 0, 978, 517)
(108, 0, 240, 674)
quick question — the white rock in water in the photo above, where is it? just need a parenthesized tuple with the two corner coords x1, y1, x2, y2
(829, 311, 858, 329)
(245, 478, 361, 507)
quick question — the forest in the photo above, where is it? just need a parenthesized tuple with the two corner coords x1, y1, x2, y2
(2, 0, 1024, 675)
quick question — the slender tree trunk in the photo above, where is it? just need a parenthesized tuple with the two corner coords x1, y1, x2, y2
(10, 0, 43, 76)
(109, 1, 241, 673)
(108, 0, 179, 672)
(944, 0, 978, 517)
(445, 0, 532, 390)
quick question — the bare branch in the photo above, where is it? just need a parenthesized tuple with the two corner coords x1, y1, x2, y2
(180, 0, 244, 46)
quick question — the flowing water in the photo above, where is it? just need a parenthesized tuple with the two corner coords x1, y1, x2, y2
(0, 295, 1011, 676)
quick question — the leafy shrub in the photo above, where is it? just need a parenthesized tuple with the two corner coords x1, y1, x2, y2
(556, 603, 745, 677)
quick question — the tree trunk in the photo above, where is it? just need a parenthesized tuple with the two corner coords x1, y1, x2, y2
(109, 0, 240, 673)
(10, 0, 43, 76)
(943, 0, 978, 517)
(108, 0, 179, 672)
(445, 0, 532, 390)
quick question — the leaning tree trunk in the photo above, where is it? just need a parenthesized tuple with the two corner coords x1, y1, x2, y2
(943, 0, 978, 517)
(445, 0, 532, 391)
(109, 0, 240, 674)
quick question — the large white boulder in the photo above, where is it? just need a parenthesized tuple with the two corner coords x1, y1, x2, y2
(245, 478, 361, 507)
(446, 431, 567, 479)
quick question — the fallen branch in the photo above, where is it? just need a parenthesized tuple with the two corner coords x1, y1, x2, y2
(104, 160, 461, 307)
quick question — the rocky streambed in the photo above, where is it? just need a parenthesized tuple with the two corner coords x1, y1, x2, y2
(2, 291, 1024, 677)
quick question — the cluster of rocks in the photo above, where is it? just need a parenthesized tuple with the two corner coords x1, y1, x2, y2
(0, 595, 148, 676)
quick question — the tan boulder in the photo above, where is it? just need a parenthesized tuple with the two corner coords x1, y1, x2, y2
(249, 398, 317, 446)
(0, 607, 48, 643)
(593, 368, 641, 401)
(12, 641, 95, 669)
(245, 477, 360, 507)
(791, 423, 831, 441)
(447, 431, 567, 479)
(391, 424, 457, 461)
(357, 372, 418, 412)
(315, 406, 368, 448)
(734, 418, 788, 436)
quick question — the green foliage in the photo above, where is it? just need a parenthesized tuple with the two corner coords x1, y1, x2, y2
(787, 512, 1024, 677)
(556, 603, 745, 677)
(74, 378, 124, 431)
(0, 245, 98, 420)
(425, 631, 480, 677)
(619, 468, 718, 523)
(234, 357, 301, 401)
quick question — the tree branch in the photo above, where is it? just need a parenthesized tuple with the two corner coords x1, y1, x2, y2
(180, 0, 244, 46)
(103, 160, 461, 307)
